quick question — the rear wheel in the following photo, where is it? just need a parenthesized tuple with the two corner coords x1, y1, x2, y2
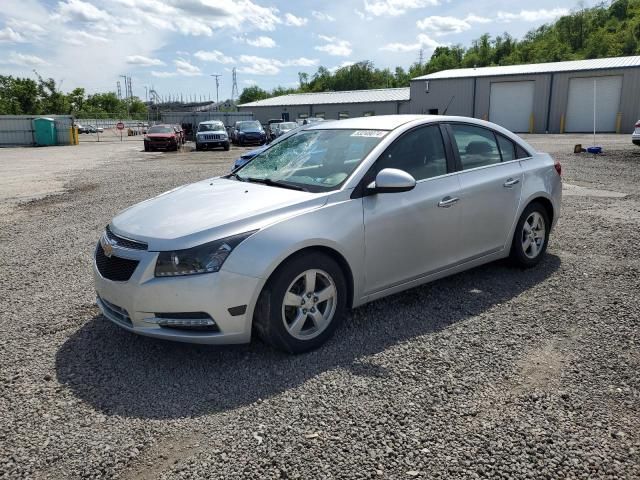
(254, 252, 347, 353)
(509, 202, 550, 268)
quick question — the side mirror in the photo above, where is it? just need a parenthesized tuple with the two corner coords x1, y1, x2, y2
(367, 168, 416, 194)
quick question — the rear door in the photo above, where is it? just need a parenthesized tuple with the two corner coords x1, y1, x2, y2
(362, 124, 462, 294)
(445, 123, 524, 262)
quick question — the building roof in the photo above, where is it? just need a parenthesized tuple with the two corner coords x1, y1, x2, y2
(238, 87, 410, 107)
(413, 55, 640, 80)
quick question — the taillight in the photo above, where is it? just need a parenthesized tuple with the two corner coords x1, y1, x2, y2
(554, 160, 562, 176)
(635, 121, 640, 128)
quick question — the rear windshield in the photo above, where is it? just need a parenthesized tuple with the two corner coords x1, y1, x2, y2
(238, 121, 262, 131)
(148, 126, 173, 134)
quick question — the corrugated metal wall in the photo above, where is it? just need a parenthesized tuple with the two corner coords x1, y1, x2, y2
(238, 101, 409, 125)
(410, 67, 640, 133)
(0, 115, 75, 146)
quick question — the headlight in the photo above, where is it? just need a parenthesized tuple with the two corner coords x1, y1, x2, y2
(154, 231, 256, 277)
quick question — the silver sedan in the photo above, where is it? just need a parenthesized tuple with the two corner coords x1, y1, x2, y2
(93, 115, 562, 353)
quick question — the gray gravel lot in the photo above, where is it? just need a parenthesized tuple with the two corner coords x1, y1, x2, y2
(0, 135, 639, 479)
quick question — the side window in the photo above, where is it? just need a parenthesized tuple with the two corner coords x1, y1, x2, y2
(496, 134, 516, 161)
(450, 124, 501, 170)
(516, 145, 530, 159)
(377, 125, 447, 181)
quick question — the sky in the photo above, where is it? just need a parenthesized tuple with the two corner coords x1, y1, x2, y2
(0, 0, 602, 102)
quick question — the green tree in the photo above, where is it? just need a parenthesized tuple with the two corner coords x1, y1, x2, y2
(238, 85, 270, 104)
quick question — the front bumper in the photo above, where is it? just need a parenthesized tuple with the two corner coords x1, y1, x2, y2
(632, 133, 640, 146)
(93, 245, 261, 344)
(197, 139, 229, 148)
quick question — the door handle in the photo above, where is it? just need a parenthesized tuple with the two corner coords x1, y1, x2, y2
(438, 196, 460, 208)
(503, 178, 520, 187)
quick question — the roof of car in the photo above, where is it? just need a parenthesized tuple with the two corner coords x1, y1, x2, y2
(306, 115, 427, 130)
(199, 120, 224, 124)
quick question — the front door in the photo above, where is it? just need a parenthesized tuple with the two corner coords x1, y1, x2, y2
(363, 124, 462, 295)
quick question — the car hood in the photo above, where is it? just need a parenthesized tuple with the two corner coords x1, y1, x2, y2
(110, 178, 327, 251)
(198, 130, 225, 135)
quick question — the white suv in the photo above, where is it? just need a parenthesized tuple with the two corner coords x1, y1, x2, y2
(633, 120, 640, 146)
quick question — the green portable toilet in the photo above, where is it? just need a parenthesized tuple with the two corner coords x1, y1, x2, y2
(33, 117, 57, 146)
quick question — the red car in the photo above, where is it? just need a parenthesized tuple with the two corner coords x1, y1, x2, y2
(144, 125, 180, 151)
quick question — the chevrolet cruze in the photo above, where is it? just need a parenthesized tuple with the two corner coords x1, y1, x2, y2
(94, 115, 561, 353)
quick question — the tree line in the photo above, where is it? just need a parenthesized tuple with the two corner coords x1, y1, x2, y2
(0, 73, 147, 118)
(239, 0, 640, 104)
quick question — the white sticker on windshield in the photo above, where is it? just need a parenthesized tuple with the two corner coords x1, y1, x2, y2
(350, 130, 387, 138)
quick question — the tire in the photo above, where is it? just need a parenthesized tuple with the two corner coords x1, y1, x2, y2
(223, 142, 230, 151)
(195, 143, 201, 151)
(509, 202, 550, 268)
(254, 252, 347, 354)
(144, 142, 150, 152)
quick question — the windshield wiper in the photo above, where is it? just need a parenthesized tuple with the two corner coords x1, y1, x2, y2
(226, 172, 245, 181)
(245, 177, 308, 192)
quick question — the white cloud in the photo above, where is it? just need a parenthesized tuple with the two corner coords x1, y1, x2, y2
(174, 58, 202, 76)
(354, 9, 372, 21)
(416, 14, 491, 36)
(55, 0, 113, 22)
(417, 16, 471, 35)
(62, 30, 108, 45)
(243, 79, 257, 85)
(497, 8, 569, 22)
(312, 11, 336, 22)
(315, 35, 352, 57)
(380, 33, 440, 52)
(247, 36, 276, 48)
(235, 55, 319, 75)
(285, 57, 318, 67)
(4, 51, 48, 66)
(464, 14, 491, 24)
(151, 71, 177, 78)
(126, 55, 165, 67)
(0, 27, 25, 43)
(6, 19, 46, 35)
(363, 0, 440, 17)
(237, 55, 281, 75)
(284, 13, 308, 27)
(194, 50, 235, 64)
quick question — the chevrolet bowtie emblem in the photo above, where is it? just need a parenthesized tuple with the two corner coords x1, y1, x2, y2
(100, 235, 114, 258)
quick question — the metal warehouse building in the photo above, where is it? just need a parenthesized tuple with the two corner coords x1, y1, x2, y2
(410, 56, 640, 134)
(237, 88, 410, 125)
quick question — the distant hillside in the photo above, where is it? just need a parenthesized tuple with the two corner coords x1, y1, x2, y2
(239, 0, 640, 104)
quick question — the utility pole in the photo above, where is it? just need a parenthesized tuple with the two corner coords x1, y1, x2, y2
(117, 81, 122, 99)
(210, 74, 221, 107)
(418, 48, 424, 66)
(120, 75, 130, 117)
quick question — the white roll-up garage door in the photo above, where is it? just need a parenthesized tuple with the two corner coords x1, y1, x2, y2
(565, 76, 622, 132)
(489, 81, 535, 133)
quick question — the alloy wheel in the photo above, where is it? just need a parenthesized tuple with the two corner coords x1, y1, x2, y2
(522, 211, 546, 259)
(281, 269, 337, 341)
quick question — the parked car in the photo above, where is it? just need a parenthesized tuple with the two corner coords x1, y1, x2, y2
(173, 125, 185, 144)
(74, 123, 88, 134)
(94, 115, 561, 353)
(633, 120, 640, 146)
(143, 124, 180, 151)
(232, 124, 308, 170)
(234, 120, 267, 146)
(266, 118, 284, 142)
(86, 125, 104, 133)
(195, 120, 230, 151)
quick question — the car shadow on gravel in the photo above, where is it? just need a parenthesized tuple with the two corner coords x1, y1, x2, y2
(55, 254, 560, 419)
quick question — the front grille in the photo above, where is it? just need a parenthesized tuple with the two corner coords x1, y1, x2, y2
(203, 134, 222, 140)
(95, 243, 139, 281)
(106, 226, 147, 250)
(98, 296, 133, 327)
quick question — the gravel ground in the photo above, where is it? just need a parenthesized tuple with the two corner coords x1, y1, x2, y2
(0, 135, 639, 479)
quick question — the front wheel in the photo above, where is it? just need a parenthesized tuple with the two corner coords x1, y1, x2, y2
(254, 252, 347, 353)
(509, 202, 550, 268)
(223, 142, 230, 151)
